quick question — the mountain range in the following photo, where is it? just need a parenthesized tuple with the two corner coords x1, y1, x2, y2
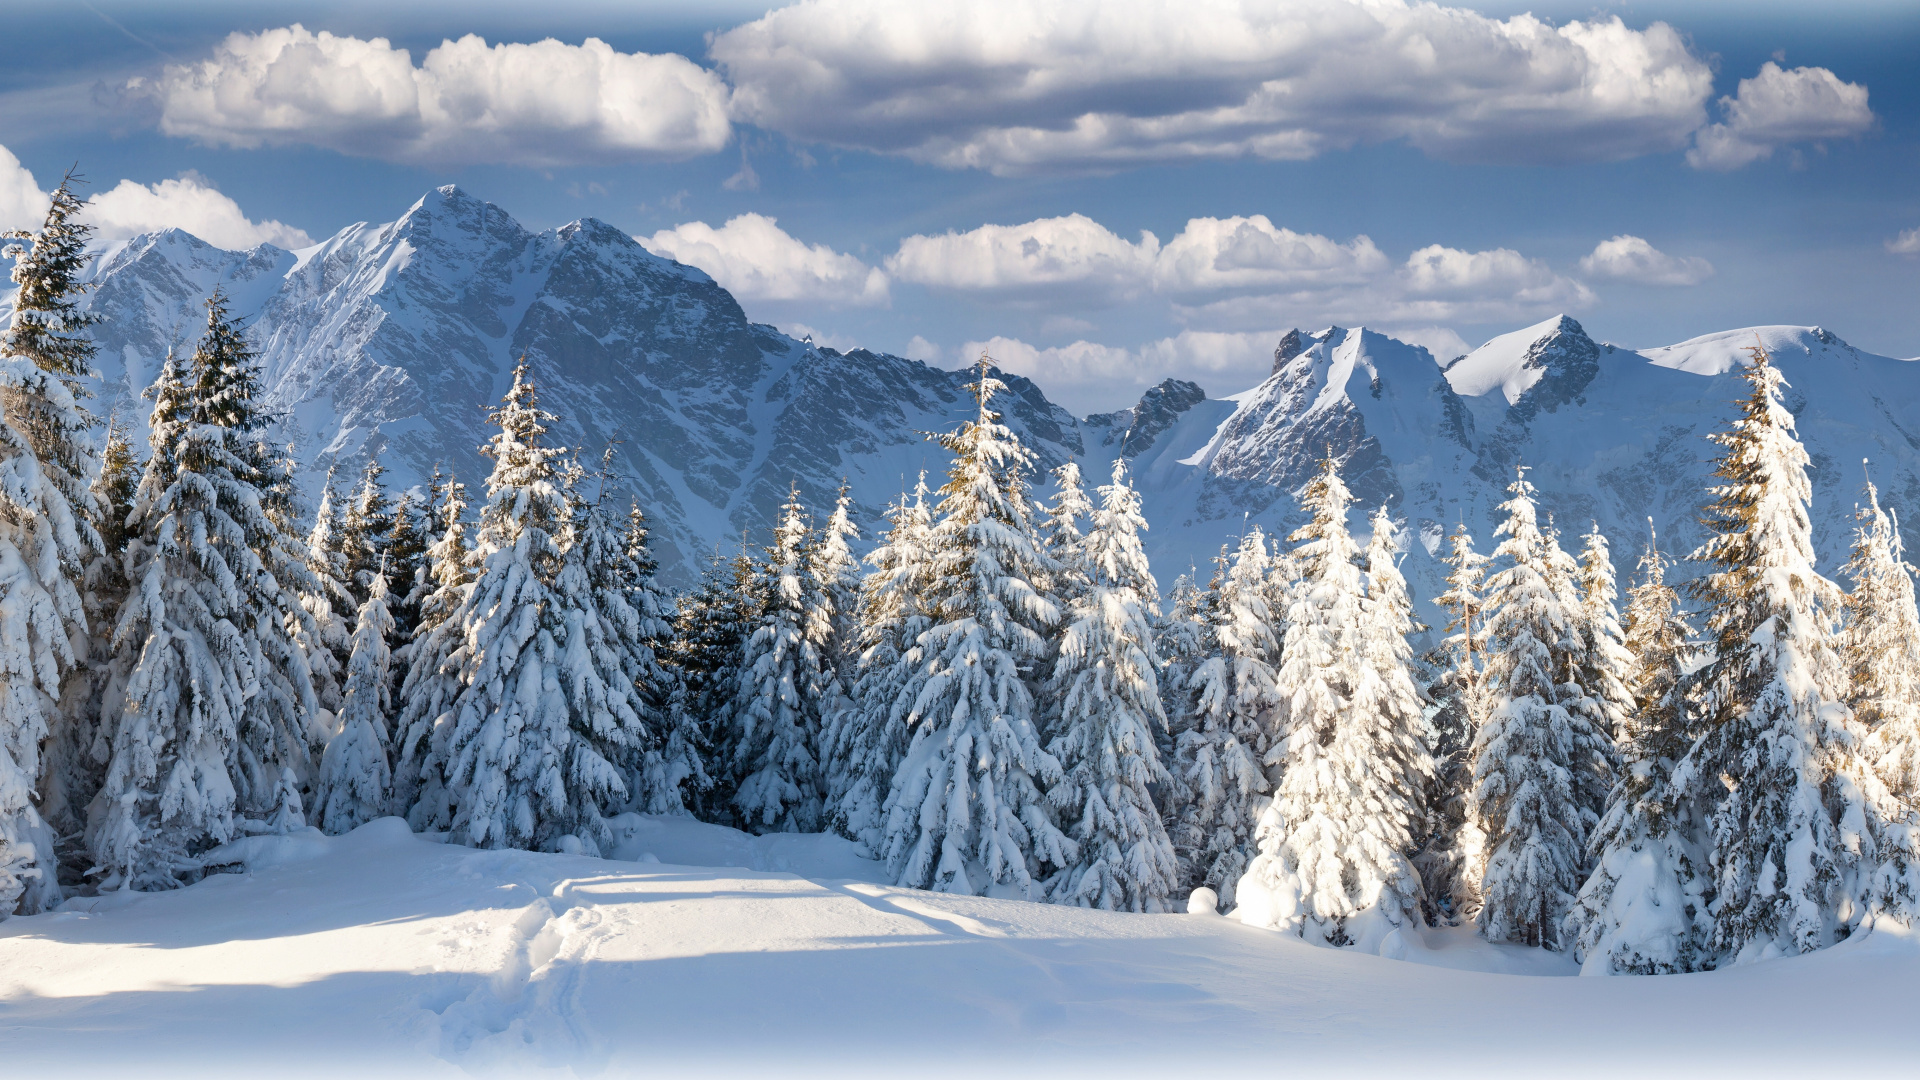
(49, 185, 1920, 629)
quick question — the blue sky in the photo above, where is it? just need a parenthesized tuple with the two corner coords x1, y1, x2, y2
(5, 0, 1917, 412)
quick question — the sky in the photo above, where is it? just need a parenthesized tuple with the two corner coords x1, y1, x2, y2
(4, 0, 1917, 413)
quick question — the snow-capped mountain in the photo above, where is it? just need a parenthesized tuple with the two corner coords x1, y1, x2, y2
(54, 188, 1920, 617)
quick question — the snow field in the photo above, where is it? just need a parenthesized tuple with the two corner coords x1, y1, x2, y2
(3, 816, 1917, 1078)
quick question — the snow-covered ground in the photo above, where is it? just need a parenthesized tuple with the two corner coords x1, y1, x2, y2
(3, 817, 1915, 1077)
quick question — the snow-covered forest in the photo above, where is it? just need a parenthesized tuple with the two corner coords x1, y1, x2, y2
(4, 173, 1920, 980)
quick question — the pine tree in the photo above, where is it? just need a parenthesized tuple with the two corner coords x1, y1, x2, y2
(810, 483, 863, 813)
(313, 573, 396, 835)
(437, 363, 638, 853)
(1568, 526, 1709, 973)
(391, 471, 474, 828)
(1045, 461, 1178, 911)
(664, 548, 755, 822)
(1239, 471, 1431, 946)
(1670, 343, 1868, 963)
(729, 486, 827, 833)
(624, 499, 705, 815)
(1416, 523, 1492, 922)
(1471, 467, 1613, 949)
(383, 489, 430, 644)
(338, 455, 393, 605)
(826, 478, 934, 847)
(299, 472, 353, 713)
(877, 360, 1070, 897)
(1838, 475, 1920, 921)
(1167, 532, 1282, 909)
(1043, 461, 1094, 605)
(89, 292, 320, 890)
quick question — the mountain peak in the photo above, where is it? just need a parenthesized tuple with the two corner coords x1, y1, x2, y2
(1272, 329, 1305, 374)
(1443, 314, 1597, 406)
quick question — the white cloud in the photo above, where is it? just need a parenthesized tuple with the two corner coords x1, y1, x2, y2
(85, 176, 313, 250)
(712, 0, 1715, 174)
(1687, 62, 1873, 171)
(1577, 234, 1712, 286)
(642, 214, 887, 307)
(1153, 216, 1387, 295)
(0, 146, 45, 232)
(144, 25, 731, 167)
(886, 214, 1157, 304)
(1886, 227, 1920, 257)
(903, 335, 941, 362)
(1393, 245, 1594, 322)
(964, 329, 1280, 411)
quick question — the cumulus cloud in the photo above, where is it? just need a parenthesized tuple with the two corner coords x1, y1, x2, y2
(711, 0, 1715, 174)
(1577, 234, 1712, 285)
(0, 146, 309, 251)
(1886, 227, 1920, 257)
(1153, 216, 1388, 295)
(1394, 245, 1594, 322)
(142, 25, 731, 167)
(1687, 62, 1873, 170)
(885, 214, 1157, 304)
(963, 328, 1281, 411)
(85, 176, 313, 250)
(642, 214, 887, 307)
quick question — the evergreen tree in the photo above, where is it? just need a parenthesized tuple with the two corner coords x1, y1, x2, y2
(624, 499, 705, 815)
(391, 471, 473, 827)
(1471, 468, 1612, 949)
(1670, 343, 1868, 963)
(1574, 525, 1635, 755)
(1043, 461, 1094, 606)
(0, 172, 105, 914)
(313, 573, 396, 835)
(1045, 461, 1178, 911)
(877, 360, 1070, 896)
(1167, 532, 1282, 909)
(1239, 472, 1431, 946)
(339, 456, 393, 605)
(1568, 526, 1709, 974)
(729, 486, 827, 833)
(827, 478, 934, 848)
(811, 483, 863, 812)
(299, 472, 353, 713)
(1416, 523, 1491, 922)
(89, 292, 320, 890)
(383, 489, 430, 644)
(664, 548, 755, 822)
(437, 363, 638, 853)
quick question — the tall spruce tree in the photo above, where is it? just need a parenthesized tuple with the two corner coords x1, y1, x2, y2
(1574, 526, 1635, 754)
(877, 360, 1070, 897)
(728, 487, 828, 833)
(392, 471, 473, 827)
(1045, 461, 1178, 911)
(1567, 525, 1709, 973)
(1167, 531, 1282, 909)
(623, 499, 704, 815)
(313, 572, 396, 835)
(664, 548, 756, 822)
(89, 292, 320, 890)
(1670, 343, 1868, 963)
(0, 172, 104, 914)
(1471, 468, 1613, 949)
(300, 472, 353, 713)
(810, 483, 863, 812)
(1417, 523, 1491, 922)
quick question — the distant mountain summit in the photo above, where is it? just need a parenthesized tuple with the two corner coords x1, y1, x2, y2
(46, 186, 1920, 617)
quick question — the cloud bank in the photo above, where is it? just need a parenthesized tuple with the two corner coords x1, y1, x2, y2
(1578, 235, 1713, 285)
(642, 214, 887, 307)
(1687, 62, 1874, 170)
(0, 147, 309, 250)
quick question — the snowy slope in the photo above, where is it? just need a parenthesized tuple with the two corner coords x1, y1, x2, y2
(2, 818, 1914, 1077)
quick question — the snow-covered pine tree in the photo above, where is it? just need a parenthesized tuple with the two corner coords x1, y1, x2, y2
(878, 359, 1070, 896)
(339, 456, 393, 606)
(300, 471, 353, 713)
(1416, 523, 1491, 922)
(0, 172, 105, 914)
(1471, 467, 1613, 949)
(826, 478, 934, 849)
(89, 291, 320, 890)
(1567, 525, 1709, 974)
(1574, 525, 1635, 754)
(1045, 460, 1178, 911)
(1155, 569, 1207, 770)
(624, 498, 704, 815)
(1670, 343, 1868, 963)
(729, 485, 827, 833)
(1838, 475, 1920, 920)
(437, 363, 638, 853)
(810, 482, 862, 811)
(1043, 461, 1094, 603)
(313, 572, 396, 835)
(1167, 531, 1282, 909)
(383, 488, 430, 644)
(391, 470, 473, 827)
(1239, 471, 1432, 947)
(664, 547, 756, 823)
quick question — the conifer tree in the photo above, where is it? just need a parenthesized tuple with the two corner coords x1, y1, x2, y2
(383, 489, 430, 644)
(877, 360, 1070, 896)
(1568, 526, 1709, 973)
(1045, 461, 1178, 911)
(1239, 472, 1431, 946)
(339, 456, 393, 605)
(827, 479, 934, 848)
(437, 363, 639, 853)
(1670, 343, 1867, 963)
(729, 486, 827, 833)
(1471, 468, 1613, 949)
(1417, 523, 1491, 922)
(1574, 526, 1635, 755)
(810, 483, 863, 809)
(89, 292, 320, 890)
(300, 472, 353, 713)
(624, 499, 705, 815)
(0, 172, 105, 913)
(664, 548, 755, 822)
(313, 572, 396, 835)
(1043, 461, 1094, 605)
(1167, 532, 1281, 909)
(392, 471, 473, 827)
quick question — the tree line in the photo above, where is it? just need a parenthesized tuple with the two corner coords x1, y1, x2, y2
(2, 176, 1916, 975)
